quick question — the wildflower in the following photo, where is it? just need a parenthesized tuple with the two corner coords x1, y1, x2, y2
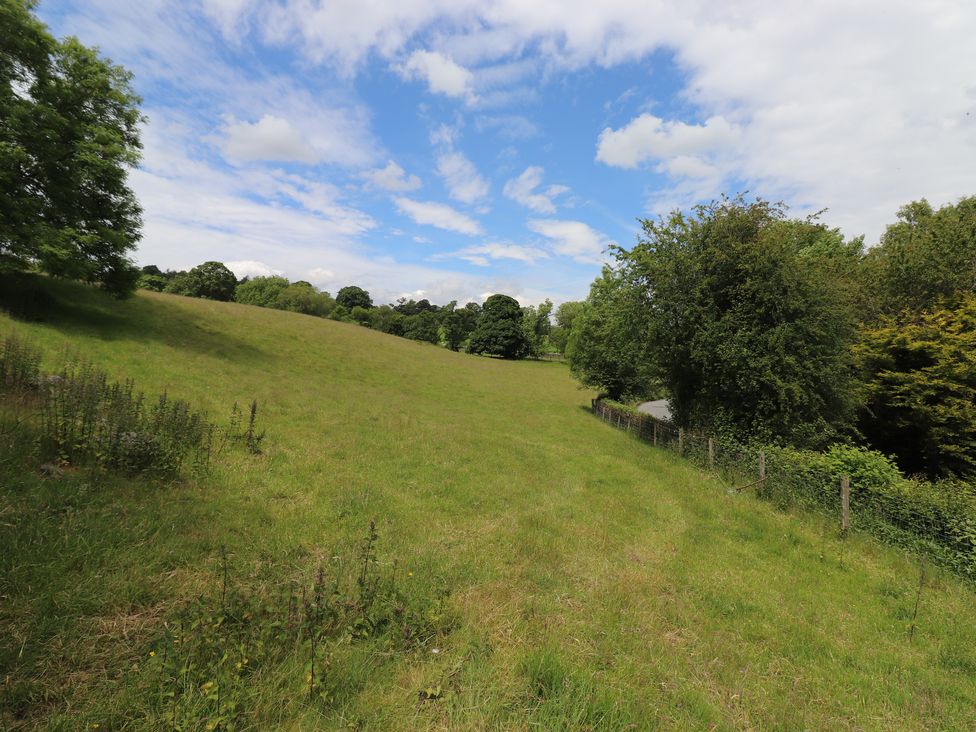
(149, 651, 156, 657)
(408, 572, 413, 577)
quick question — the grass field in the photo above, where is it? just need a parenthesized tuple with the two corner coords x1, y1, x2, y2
(3, 278, 976, 730)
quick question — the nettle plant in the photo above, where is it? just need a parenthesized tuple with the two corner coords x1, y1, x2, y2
(0, 333, 267, 478)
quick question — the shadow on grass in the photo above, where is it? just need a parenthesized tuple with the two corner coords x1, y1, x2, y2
(0, 273, 263, 362)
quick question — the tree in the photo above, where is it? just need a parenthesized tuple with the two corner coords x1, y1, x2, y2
(336, 285, 372, 310)
(866, 197, 976, 315)
(521, 299, 553, 357)
(403, 311, 440, 344)
(856, 294, 976, 479)
(165, 261, 237, 301)
(466, 294, 530, 359)
(566, 270, 656, 401)
(590, 196, 860, 446)
(275, 282, 334, 316)
(136, 273, 167, 292)
(235, 276, 290, 308)
(1, 1, 143, 296)
(550, 300, 584, 353)
(441, 310, 466, 351)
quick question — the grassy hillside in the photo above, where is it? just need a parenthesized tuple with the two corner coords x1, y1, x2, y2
(3, 278, 976, 730)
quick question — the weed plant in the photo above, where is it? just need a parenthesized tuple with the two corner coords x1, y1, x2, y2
(132, 523, 449, 730)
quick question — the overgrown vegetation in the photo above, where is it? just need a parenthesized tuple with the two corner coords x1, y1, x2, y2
(0, 332, 265, 477)
(570, 194, 976, 480)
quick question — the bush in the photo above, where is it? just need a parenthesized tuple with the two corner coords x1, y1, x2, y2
(235, 276, 290, 307)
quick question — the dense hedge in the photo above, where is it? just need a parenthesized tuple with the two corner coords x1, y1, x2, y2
(593, 399, 976, 580)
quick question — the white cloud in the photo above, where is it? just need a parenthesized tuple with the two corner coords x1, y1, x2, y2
(393, 197, 484, 235)
(221, 114, 314, 165)
(595, 114, 739, 170)
(362, 160, 422, 191)
(396, 50, 475, 101)
(435, 242, 550, 267)
(503, 167, 569, 214)
(226, 260, 284, 279)
(436, 150, 490, 205)
(528, 219, 613, 264)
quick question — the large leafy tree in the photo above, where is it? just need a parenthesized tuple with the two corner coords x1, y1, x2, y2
(588, 196, 860, 446)
(521, 298, 553, 357)
(336, 285, 372, 310)
(566, 269, 656, 401)
(1, 1, 143, 296)
(857, 295, 976, 480)
(235, 276, 290, 308)
(467, 294, 530, 359)
(165, 261, 237, 301)
(865, 197, 976, 315)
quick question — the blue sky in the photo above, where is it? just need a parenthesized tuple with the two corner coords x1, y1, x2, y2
(38, 0, 976, 306)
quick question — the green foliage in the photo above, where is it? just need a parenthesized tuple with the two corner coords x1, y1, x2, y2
(466, 294, 530, 359)
(137, 273, 168, 292)
(164, 261, 237, 301)
(549, 300, 583, 353)
(618, 196, 858, 446)
(441, 310, 466, 351)
(867, 197, 976, 314)
(403, 311, 440, 344)
(856, 295, 976, 479)
(566, 269, 656, 401)
(521, 298, 553, 357)
(336, 285, 373, 310)
(275, 282, 334, 317)
(235, 276, 290, 308)
(0, 1, 143, 296)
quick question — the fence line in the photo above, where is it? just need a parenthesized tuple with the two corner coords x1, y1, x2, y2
(590, 397, 976, 581)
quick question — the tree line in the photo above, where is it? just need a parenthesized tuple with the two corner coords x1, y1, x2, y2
(136, 262, 573, 360)
(566, 194, 976, 481)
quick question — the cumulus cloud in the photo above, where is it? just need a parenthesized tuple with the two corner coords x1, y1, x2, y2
(528, 219, 613, 264)
(222, 115, 318, 163)
(396, 50, 475, 101)
(436, 150, 490, 205)
(435, 242, 550, 267)
(362, 160, 422, 192)
(225, 260, 284, 279)
(596, 114, 739, 170)
(393, 197, 484, 235)
(503, 167, 569, 214)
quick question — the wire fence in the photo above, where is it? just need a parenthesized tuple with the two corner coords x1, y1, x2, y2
(591, 398, 976, 581)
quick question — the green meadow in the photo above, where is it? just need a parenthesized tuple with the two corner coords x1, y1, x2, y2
(3, 279, 976, 730)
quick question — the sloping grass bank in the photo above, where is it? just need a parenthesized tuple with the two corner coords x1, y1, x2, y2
(2, 277, 976, 730)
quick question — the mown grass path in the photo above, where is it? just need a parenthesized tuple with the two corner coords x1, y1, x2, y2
(2, 280, 976, 730)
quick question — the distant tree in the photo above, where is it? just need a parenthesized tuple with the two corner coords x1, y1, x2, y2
(329, 304, 349, 321)
(467, 294, 530, 359)
(566, 270, 655, 401)
(350, 305, 373, 326)
(276, 282, 334, 316)
(866, 197, 976, 315)
(235, 276, 290, 308)
(522, 298, 553, 357)
(165, 261, 237, 301)
(403, 311, 440, 344)
(136, 273, 168, 292)
(140, 264, 163, 277)
(550, 300, 584, 353)
(367, 305, 402, 335)
(1, 1, 143, 296)
(442, 310, 466, 351)
(336, 285, 372, 310)
(857, 294, 976, 479)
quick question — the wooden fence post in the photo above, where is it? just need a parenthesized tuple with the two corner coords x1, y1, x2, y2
(616, 412, 622, 429)
(652, 422, 658, 446)
(841, 475, 850, 535)
(708, 437, 715, 468)
(759, 451, 766, 480)
(678, 428, 684, 456)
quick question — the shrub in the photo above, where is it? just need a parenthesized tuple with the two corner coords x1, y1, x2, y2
(235, 276, 290, 307)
